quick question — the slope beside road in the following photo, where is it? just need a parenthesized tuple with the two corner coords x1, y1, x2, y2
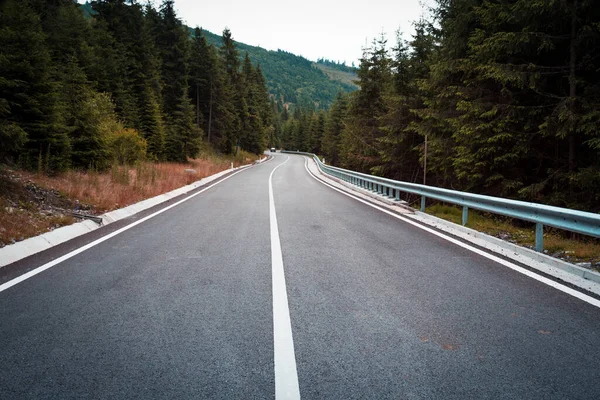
(1, 153, 599, 399)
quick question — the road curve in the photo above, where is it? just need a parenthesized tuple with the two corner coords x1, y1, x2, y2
(1, 153, 599, 399)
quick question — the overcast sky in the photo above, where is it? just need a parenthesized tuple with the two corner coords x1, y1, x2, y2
(171, 0, 428, 66)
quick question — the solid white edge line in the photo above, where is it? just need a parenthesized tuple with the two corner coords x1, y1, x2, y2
(269, 156, 301, 400)
(303, 157, 600, 309)
(0, 166, 252, 294)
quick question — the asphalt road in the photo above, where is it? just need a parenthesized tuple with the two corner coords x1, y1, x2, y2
(1, 154, 599, 399)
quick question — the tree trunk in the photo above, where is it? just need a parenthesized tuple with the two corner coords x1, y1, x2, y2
(568, 0, 577, 174)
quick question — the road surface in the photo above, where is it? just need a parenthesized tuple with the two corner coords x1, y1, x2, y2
(1, 154, 599, 399)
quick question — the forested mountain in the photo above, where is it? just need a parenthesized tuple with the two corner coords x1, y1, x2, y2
(194, 29, 357, 109)
(278, 0, 600, 213)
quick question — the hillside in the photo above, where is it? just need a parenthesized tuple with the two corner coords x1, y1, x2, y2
(313, 63, 358, 88)
(79, 2, 356, 109)
(198, 29, 357, 109)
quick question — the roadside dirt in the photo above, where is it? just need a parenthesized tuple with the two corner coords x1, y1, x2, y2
(0, 167, 95, 247)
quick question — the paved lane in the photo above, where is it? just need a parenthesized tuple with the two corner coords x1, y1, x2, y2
(274, 154, 600, 400)
(0, 160, 280, 399)
(1, 153, 599, 399)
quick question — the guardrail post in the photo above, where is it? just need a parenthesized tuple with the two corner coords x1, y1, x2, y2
(421, 196, 426, 212)
(462, 206, 468, 226)
(535, 223, 544, 252)
(395, 189, 400, 201)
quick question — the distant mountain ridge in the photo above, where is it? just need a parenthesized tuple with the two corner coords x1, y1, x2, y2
(198, 29, 358, 109)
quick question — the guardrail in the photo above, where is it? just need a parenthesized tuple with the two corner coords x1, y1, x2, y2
(281, 150, 600, 252)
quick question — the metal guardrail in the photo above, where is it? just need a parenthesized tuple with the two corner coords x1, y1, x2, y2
(282, 150, 600, 252)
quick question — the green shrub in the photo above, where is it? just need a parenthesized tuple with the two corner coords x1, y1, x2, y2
(108, 128, 147, 165)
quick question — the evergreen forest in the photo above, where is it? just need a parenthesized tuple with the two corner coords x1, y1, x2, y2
(0, 0, 286, 171)
(278, 0, 600, 213)
(1, 0, 600, 214)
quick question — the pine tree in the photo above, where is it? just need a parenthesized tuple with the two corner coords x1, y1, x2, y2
(134, 2, 165, 159)
(254, 64, 273, 151)
(308, 111, 325, 154)
(37, 0, 115, 169)
(321, 92, 347, 165)
(156, 0, 201, 161)
(90, 0, 166, 159)
(415, 2, 477, 188)
(189, 27, 208, 136)
(219, 28, 243, 153)
(240, 53, 268, 153)
(341, 35, 391, 172)
(375, 28, 431, 182)
(422, 0, 600, 210)
(89, 0, 140, 128)
(269, 99, 281, 148)
(0, 0, 70, 172)
(190, 29, 238, 153)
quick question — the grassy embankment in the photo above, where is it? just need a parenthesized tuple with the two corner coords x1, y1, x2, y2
(425, 203, 600, 269)
(0, 150, 259, 247)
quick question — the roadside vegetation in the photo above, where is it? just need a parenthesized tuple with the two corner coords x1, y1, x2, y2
(425, 204, 600, 271)
(0, 150, 257, 247)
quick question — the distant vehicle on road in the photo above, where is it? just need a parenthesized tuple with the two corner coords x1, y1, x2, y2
(270, 148, 276, 152)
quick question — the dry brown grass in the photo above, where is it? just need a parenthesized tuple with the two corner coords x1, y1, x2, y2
(0, 204, 75, 245)
(0, 151, 259, 246)
(25, 155, 254, 213)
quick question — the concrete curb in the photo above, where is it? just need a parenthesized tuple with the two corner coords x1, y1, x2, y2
(0, 160, 260, 268)
(308, 157, 600, 296)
